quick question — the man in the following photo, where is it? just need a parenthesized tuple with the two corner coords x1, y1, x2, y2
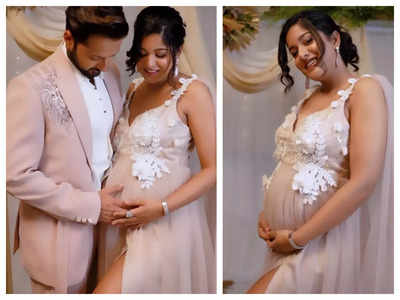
(7, 7, 129, 293)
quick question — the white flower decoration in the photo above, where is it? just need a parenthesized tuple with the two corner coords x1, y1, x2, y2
(168, 119, 177, 127)
(262, 174, 271, 190)
(292, 162, 337, 205)
(331, 100, 339, 109)
(348, 78, 357, 84)
(131, 153, 170, 189)
(341, 146, 348, 156)
(130, 114, 170, 189)
(334, 122, 343, 133)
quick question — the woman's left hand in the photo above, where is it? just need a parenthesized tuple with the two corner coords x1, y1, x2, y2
(266, 230, 298, 254)
(111, 199, 163, 228)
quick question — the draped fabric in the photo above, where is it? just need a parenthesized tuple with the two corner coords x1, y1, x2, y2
(358, 74, 393, 292)
(6, 7, 65, 61)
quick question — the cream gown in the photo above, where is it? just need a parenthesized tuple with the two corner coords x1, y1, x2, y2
(262, 74, 393, 293)
(103, 74, 216, 293)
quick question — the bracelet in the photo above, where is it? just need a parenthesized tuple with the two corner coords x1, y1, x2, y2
(161, 200, 169, 216)
(288, 231, 305, 250)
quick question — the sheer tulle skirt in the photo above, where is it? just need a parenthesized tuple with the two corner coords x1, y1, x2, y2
(100, 155, 216, 293)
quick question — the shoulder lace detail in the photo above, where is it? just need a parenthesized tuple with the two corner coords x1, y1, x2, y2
(167, 74, 198, 106)
(125, 77, 144, 108)
(330, 77, 358, 108)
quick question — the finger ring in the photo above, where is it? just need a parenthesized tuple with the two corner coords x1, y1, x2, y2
(125, 211, 134, 218)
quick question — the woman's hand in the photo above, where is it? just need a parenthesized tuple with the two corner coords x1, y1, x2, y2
(111, 199, 163, 228)
(258, 211, 271, 242)
(266, 230, 298, 254)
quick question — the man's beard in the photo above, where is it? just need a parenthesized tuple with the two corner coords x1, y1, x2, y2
(67, 46, 101, 81)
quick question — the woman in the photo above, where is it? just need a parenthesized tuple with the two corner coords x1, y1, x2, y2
(248, 10, 393, 293)
(94, 7, 216, 293)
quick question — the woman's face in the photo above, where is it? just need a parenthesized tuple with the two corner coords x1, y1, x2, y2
(136, 33, 174, 84)
(286, 23, 336, 81)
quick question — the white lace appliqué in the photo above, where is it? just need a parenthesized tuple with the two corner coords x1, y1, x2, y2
(127, 75, 197, 189)
(292, 162, 337, 205)
(131, 113, 170, 189)
(291, 118, 337, 205)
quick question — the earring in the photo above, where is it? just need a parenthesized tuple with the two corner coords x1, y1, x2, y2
(174, 58, 179, 77)
(335, 46, 340, 67)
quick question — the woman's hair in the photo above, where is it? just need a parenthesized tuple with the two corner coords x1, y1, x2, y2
(65, 7, 129, 44)
(126, 6, 186, 81)
(278, 10, 359, 92)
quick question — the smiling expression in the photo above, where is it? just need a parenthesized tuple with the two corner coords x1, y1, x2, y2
(136, 33, 175, 84)
(286, 23, 336, 81)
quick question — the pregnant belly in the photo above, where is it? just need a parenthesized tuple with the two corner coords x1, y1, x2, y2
(105, 156, 191, 204)
(263, 162, 337, 230)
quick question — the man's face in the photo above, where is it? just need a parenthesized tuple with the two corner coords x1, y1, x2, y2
(65, 32, 123, 79)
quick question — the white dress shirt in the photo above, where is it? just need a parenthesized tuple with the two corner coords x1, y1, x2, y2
(62, 44, 114, 190)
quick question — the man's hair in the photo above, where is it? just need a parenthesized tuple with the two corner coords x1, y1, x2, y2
(65, 7, 129, 44)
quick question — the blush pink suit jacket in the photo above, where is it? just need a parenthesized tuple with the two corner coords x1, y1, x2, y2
(6, 46, 124, 292)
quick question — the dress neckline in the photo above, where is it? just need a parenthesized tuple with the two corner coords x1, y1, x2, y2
(127, 74, 197, 127)
(291, 77, 359, 133)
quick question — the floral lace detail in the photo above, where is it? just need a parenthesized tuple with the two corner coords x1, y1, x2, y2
(292, 162, 337, 204)
(130, 113, 170, 189)
(120, 74, 197, 189)
(268, 77, 367, 205)
(291, 118, 337, 204)
(39, 67, 72, 128)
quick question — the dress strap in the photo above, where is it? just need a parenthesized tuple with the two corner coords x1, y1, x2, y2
(124, 77, 144, 111)
(169, 74, 198, 103)
(337, 74, 372, 104)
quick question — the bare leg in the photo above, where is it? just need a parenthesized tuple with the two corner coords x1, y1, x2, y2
(93, 253, 125, 293)
(246, 266, 279, 294)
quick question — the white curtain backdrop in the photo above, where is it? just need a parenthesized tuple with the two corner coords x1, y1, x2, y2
(223, 19, 393, 293)
(6, 6, 216, 293)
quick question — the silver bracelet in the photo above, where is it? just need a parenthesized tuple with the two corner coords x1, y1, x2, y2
(288, 231, 305, 250)
(161, 200, 169, 216)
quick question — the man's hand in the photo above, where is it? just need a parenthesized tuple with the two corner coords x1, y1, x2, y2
(98, 184, 125, 223)
(111, 198, 163, 228)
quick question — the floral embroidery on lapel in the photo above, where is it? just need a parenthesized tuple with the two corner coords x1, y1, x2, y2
(39, 66, 73, 128)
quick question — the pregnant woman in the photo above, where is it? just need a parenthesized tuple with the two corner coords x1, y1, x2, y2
(249, 10, 393, 293)
(95, 6, 216, 293)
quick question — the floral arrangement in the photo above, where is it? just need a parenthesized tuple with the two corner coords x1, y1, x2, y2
(262, 6, 394, 28)
(223, 7, 260, 51)
(223, 6, 393, 51)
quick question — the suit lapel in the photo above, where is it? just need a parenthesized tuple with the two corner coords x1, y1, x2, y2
(50, 47, 94, 174)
